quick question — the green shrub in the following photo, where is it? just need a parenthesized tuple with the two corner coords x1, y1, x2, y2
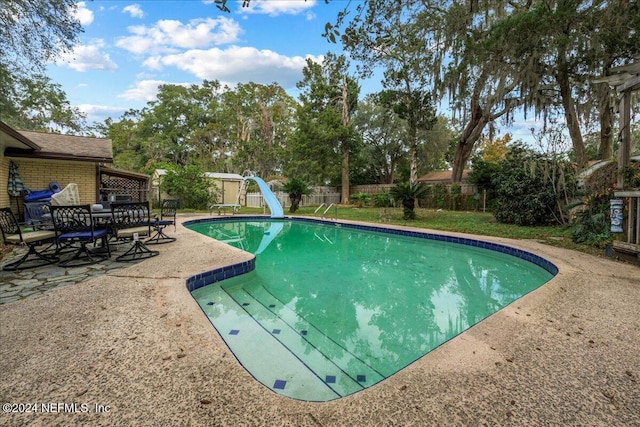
(492, 144, 576, 226)
(432, 183, 447, 209)
(161, 164, 216, 210)
(389, 182, 428, 220)
(373, 193, 392, 207)
(571, 188, 615, 247)
(282, 178, 312, 213)
(350, 192, 370, 208)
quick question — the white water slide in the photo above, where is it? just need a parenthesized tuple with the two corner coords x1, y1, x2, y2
(244, 175, 284, 219)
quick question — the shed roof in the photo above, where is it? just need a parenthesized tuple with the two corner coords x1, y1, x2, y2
(417, 169, 471, 183)
(205, 172, 244, 180)
(155, 169, 243, 180)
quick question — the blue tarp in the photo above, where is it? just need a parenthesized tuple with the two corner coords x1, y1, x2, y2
(23, 182, 61, 222)
(23, 182, 61, 202)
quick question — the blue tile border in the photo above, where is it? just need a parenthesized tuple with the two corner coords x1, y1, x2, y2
(183, 215, 558, 294)
(184, 248, 255, 292)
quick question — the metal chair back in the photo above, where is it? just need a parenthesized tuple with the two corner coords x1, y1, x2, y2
(110, 201, 152, 232)
(49, 204, 94, 234)
(160, 199, 178, 222)
(146, 199, 178, 245)
(48, 204, 110, 267)
(24, 201, 53, 230)
(110, 201, 159, 261)
(0, 207, 58, 270)
(0, 207, 23, 241)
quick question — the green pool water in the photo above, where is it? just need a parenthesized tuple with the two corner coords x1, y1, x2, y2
(188, 219, 555, 401)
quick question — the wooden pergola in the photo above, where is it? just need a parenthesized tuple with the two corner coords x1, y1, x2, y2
(596, 56, 640, 263)
(595, 57, 640, 188)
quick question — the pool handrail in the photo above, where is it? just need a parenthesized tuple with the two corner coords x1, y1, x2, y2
(314, 204, 326, 216)
(322, 203, 337, 220)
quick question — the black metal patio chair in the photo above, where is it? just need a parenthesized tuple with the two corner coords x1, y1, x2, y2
(24, 201, 54, 231)
(0, 207, 59, 271)
(110, 201, 159, 262)
(49, 204, 111, 267)
(146, 198, 178, 245)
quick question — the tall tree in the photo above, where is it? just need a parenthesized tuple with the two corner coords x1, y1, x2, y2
(378, 89, 437, 183)
(352, 95, 407, 184)
(0, 0, 81, 72)
(223, 82, 296, 176)
(484, 0, 640, 167)
(290, 53, 359, 196)
(339, 0, 439, 183)
(335, 0, 520, 183)
(1, 73, 86, 133)
(1, 0, 85, 131)
(434, 1, 525, 182)
(97, 111, 148, 172)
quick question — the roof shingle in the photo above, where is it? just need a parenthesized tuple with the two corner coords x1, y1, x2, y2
(17, 130, 112, 161)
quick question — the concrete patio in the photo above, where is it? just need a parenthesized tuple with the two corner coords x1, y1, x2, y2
(1, 214, 639, 426)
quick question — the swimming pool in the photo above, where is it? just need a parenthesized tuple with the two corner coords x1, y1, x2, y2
(186, 217, 557, 401)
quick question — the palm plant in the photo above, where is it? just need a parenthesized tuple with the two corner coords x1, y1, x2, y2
(389, 182, 428, 220)
(281, 178, 312, 213)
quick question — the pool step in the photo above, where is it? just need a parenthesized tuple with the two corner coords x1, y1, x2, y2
(194, 284, 341, 401)
(229, 284, 385, 397)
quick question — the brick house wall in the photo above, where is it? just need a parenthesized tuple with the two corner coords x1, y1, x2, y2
(4, 158, 98, 213)
(0, 156, 10, 208)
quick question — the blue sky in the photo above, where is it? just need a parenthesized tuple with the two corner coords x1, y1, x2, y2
(46, 0, 359, 125)
(46, 0, 542, 143)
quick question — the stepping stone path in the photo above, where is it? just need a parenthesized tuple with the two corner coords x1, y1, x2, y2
(0, 246, 142, 304)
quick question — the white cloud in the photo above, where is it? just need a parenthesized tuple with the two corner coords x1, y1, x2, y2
(56, 40, 118, 72)
(74, 1, 94, 26)
(115, 17, 243, 55)
(240, 0, 317, 16)
(77, 104, 127, 124)
(123, 4, 144, 18)
(147, 46, 322, 89)
(118, 79, 178, 102)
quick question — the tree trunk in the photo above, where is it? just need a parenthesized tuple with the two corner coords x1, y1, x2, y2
(408, 105, 419, 184)
(451, 94, 489, 183)
(409, 140, 419, 184)
(340, 76, 350, 204)
(598, 84, 614, 160)
(556, 57, 587, 169)
(341, 142, 350, 203)
(388, 159, 396, 184)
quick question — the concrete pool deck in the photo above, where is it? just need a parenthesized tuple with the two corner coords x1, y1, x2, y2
(1, 214, 639, 426)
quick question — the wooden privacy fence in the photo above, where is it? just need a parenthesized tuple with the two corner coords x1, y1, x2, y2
(246, 191, 340, 209)
(349, 183, 476, 196)
(244, 183, 479, 210)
